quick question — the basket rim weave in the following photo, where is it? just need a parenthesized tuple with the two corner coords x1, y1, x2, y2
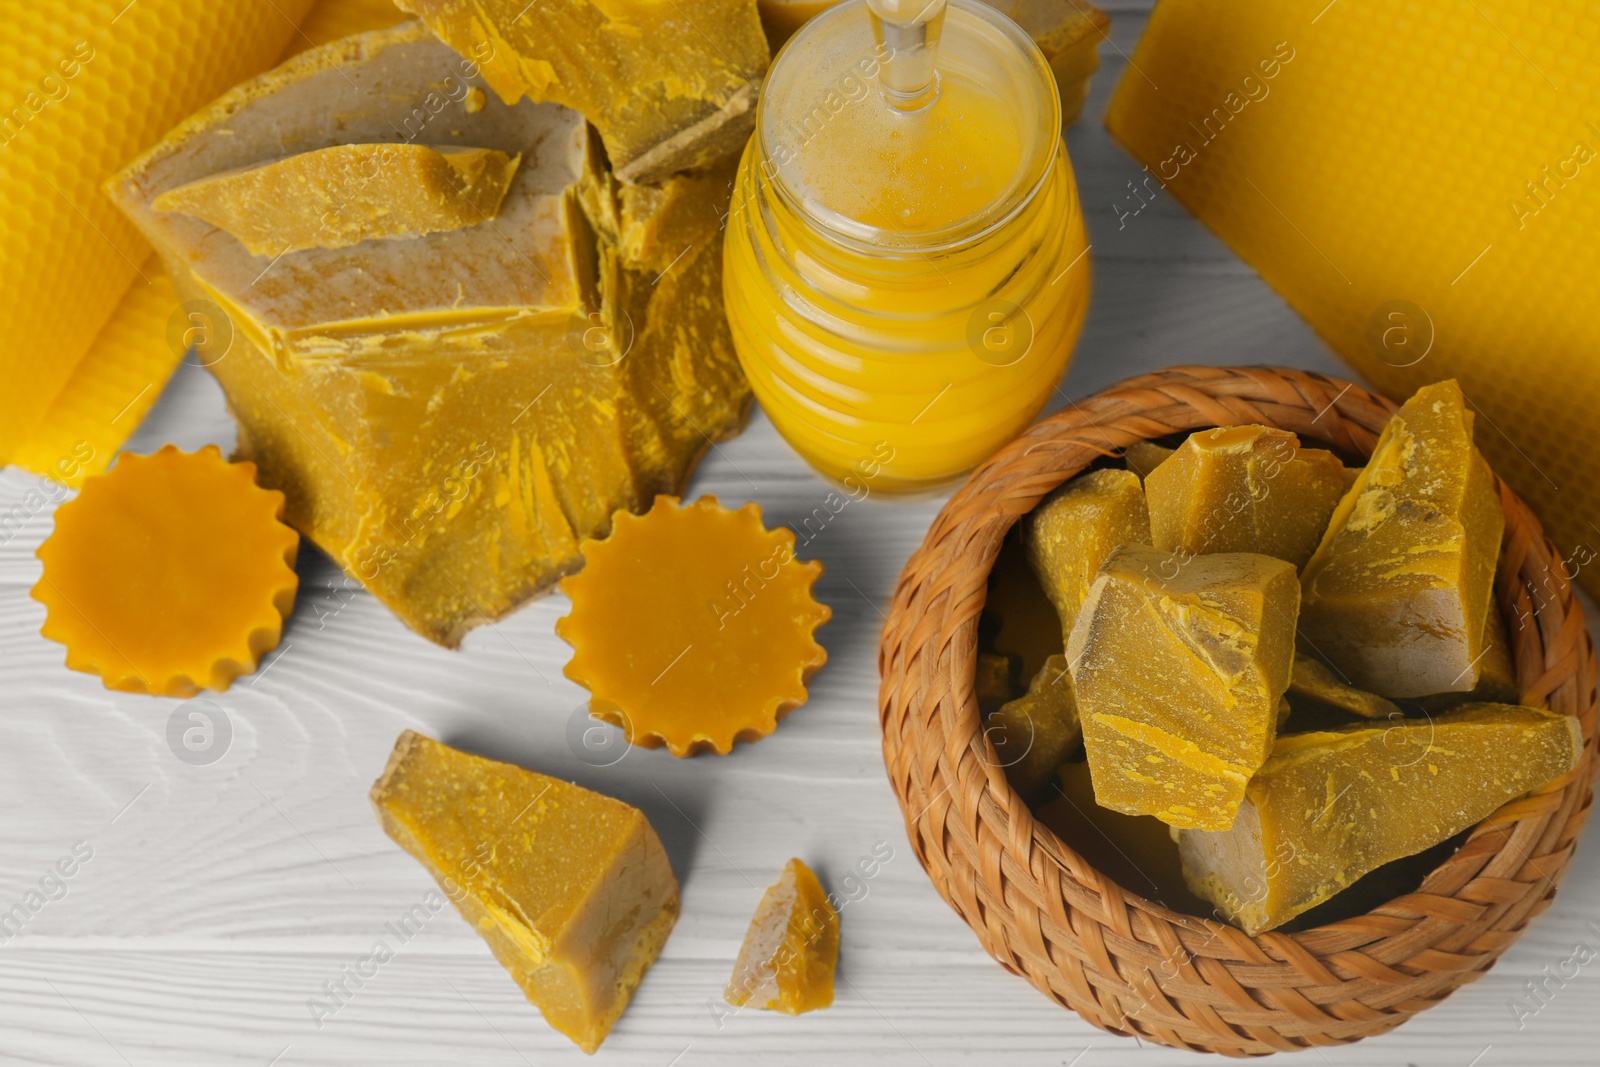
(877, 365, 1599, 1056)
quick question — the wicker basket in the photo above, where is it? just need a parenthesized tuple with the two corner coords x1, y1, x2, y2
(878, 366, 1598, 1055)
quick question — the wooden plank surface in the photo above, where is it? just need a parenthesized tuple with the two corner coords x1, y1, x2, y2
(3, 5, 1596, 1065)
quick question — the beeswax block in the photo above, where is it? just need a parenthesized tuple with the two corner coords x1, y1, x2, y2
(154, 144, 521, 255)
(988, 655, 1080, 801)
(756, 0, 1107, 123)
(33, 446, 298, 696)
(395, 0, 770, 184)
(1105, 0, 1600, 605)
(1025, 468, 1151, 635)
(1124, 440, 1173, 480)
(290, 0, 411, 53)
(1146, 425, 1347, 567)
(975, 651, 1019, 715)
(559, 496, 830, 756)
(725, 858, 838, 1015)
(109, 25, 749, 645)
(1301, 381, 1504, 697)
(1288, 654, 1400, 721)
(371, 732, 678, 1052)
(1067, 544, 1299, 831)
(987, 531, 1066, 685)
(1179, 704, 1582, 934)
(0, 0, 315, 467)
(1036, 761, 1198, 910)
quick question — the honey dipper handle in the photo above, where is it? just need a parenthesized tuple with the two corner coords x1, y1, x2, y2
(866, 0, 946, 110)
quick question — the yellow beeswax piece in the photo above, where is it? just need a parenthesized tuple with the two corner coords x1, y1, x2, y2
(725, 858, 838, 1015)
(153, 144, 522, 255)
(1105, 0, 1600, 605)
(1179, 704, 1582, 935)
(395, 0, 770, 184)
(1301, 381, 1505, 697)
(558, 496, 830, 756)
(371, 731, 678, 1053)
(1145, 425, 1347, 567)
(1123, 440, 1174, 480)
(1067, 544, 1299, 831)
(1288, 654, 1401, 721)
(1024, 468, 1151, 635)
(987, 654, 1080, 801)
(974, 651, 1019, 715)
(0, 0, 315, 469)
(109, 25, 749, 645)
(32, 446, 298, 696)
(1036, 761, 1198, 910)
(756, 0, 1107, 124)
(986, 532, 1066, 686)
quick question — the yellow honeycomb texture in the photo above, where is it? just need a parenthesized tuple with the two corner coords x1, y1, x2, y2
(1108, 0, 1600, 595)
(0, 0, 332, 476)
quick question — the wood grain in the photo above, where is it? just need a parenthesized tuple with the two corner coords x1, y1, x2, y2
(2, 8, 1597, 1064)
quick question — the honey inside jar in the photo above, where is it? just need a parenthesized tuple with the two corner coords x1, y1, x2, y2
(724, 0, 1091, 490)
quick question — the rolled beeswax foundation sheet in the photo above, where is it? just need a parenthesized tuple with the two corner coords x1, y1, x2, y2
(0, 0, 317, 474)
(1107, 0, 1600, 597)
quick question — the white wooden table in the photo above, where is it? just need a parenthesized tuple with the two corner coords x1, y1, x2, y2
(3, 5, 1596, 1064)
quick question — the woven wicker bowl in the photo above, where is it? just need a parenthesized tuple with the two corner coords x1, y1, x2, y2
(878, 366, 1598, 1055)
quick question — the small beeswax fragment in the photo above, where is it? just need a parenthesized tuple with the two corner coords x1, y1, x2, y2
(395, 0, 770, 184)
(986, 532, 1066, 685)
(154, 144, 521, 255)
(1124, 440, 1174, 480)
(988, 655, 1081, 800)
(1301, 381, 1505, 697)
(1036, 761, 1197, 909)
(1288, 655, 1401, 721)
(1145, 425, 1347, 568)
(1067, 544, 1299, 831)
(1179, 704, 1582, 935)
(725, 858, 838, 1014)
(558, 496, 830, 756)
(371, 732, 678, 1053)
(756, 0, 1107, 123)
(1025, 469, 1151, 635)
(32, 446, 298, 696)
(974, 652, 1018, 715)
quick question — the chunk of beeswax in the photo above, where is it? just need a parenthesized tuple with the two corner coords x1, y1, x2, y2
(395, 0, 770, 184)
(987, 655, 1081, 801)
(725, 858, 838, 1015)
(1025, 468, 1151, 635)
(1036, 761, 1198, 910)
(1301, 381, 1505, 697)
(371, 732, 678, 1052)
(153, 144, 521, 255)
(1123, 440, 1174, 480)
(1067, 544, 1299, 831)
(974, 651, 1019, 715)
(1288, 654, 1401, 721)
(1179, 704, 1582, 934)
(32, 445, 298, 696)
(1145, 425, 1347, 567)
(558, 496, 830, 756)
(109, 25, 750, 645)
